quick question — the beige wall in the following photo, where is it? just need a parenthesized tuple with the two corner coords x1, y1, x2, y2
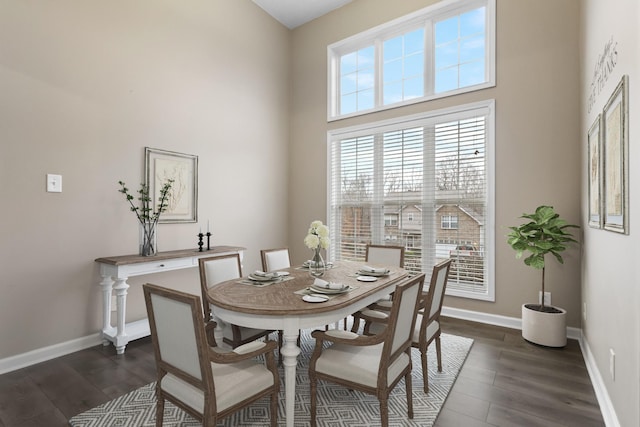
(2, 1, 638, 423)
(289, 0, 583, 325)
(580, 0, 640, 425)
(0, 0, 291, 359)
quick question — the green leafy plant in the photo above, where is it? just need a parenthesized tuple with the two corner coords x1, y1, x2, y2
(507, 205, 579, 311)
(118, 180, 174, 224)
(118, 180, 173, 255)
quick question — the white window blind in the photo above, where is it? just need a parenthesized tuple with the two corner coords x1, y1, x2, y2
(328, 100, 494, 300)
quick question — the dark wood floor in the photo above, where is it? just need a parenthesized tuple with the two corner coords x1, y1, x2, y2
(0, 316, 604, 426)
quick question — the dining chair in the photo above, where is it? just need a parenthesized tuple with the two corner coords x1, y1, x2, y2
(260, 247, 291, 272)
(366, 244, 405, 268)
(308, 273, 425, 427)
(347, 243, 406, 330)
(356, 259, 453, 393)
(198, 253, 278, 349)
(365, 244, 405, 304)
(260, 247, 301, 350)
(142, 283, 279, 427)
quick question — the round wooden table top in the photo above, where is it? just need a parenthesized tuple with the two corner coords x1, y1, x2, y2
(207, 260, 409, 316)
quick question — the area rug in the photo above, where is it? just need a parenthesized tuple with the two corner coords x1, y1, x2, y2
(69, 330, 473, 427)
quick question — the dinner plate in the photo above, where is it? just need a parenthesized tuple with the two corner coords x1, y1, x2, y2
(357, 269, 390, 277)
(248, 274, 279, 282)
(356, 275, 378, 282)
(309, 285, 350, 294)
(303, 294, 329, 303)
(276, 271, 290, 276)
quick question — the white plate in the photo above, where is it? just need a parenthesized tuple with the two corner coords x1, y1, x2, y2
(248, 274, 279, 282)
(357, 275, 378, 282)
(309, 285, 350, 294)
(276, 271, 290, 276)
(357, 269, 390, 277)
(303, 294, 329, 303)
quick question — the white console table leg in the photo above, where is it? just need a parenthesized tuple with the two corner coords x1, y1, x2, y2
(113, 277, 130, 355)
(99, 274, 115, 346)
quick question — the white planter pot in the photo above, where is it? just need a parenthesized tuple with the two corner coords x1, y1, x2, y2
(521, 303, 567, 347)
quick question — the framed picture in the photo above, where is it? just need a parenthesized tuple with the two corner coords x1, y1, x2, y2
(587, 115, 602, 229)
(602, 75, 629, 234)
(145, 147, 198, 223)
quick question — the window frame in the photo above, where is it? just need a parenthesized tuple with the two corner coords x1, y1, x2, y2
(327, 0, 496, 121)
(327, 99, 495, 302)
(441, 215, 459, 229)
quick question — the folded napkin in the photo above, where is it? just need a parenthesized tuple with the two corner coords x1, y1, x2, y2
(312, 278, 346, 290)
(360, 265, 389, 274)
(252, 270, 279, 279)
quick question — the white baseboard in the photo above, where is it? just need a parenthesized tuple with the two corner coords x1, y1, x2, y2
(0, 333, 103, 375)
(579, 332, 621, 427)
(442, 306, 619, 427)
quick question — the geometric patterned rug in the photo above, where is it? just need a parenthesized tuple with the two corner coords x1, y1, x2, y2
(69, 330, 473, 427)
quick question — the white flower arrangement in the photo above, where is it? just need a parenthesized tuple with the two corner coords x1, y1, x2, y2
(304, 220, 330, 249)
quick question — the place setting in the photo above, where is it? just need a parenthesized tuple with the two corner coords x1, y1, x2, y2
(297, 278, 355, 302)
(298, 259, 334, 270)
(354, 265, 391, 282)
(238, 270, 293, 287)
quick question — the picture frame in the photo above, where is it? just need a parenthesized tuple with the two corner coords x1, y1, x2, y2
(602, 75, 629, 234)
(145, 147, 198, 223)
(587, 114, 602, 229)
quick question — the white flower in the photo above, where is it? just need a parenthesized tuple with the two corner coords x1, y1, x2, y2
(304, 220, 330, 249)
(304, 234, 320, 248)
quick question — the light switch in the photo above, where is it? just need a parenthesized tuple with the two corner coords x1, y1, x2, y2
(47, 174, 62, 193)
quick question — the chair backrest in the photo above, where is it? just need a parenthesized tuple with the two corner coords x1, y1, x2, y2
(198, 254, 243, 320)
(260, 248, 291, 272)
(424, 259, 453, 321)
(365, 244, 405, 268)
(143, 283, 213, 392)
(383, 274, 424, 359)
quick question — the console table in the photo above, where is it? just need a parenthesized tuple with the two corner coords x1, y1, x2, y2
(95, 246, 245, 354)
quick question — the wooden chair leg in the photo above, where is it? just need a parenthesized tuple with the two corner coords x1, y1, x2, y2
(421, 346, 429, 393)
(310, 375, 318, 427)
(350, 314, 361, 333)
(435, 335, 442, 372)
(203, 404, 216, 427)
(379, 396, 389, 427)
(155, 393, 165, 427)
(278, 331, 283, 365)
(270, 389, 278, 427)
(405, 371, 414, 419)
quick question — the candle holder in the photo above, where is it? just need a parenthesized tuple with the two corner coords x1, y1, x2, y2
(206, 232, 211, 251)
(197, 233, 204, 252)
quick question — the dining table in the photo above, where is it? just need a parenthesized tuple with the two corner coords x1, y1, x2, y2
(206, 259, 410, 427)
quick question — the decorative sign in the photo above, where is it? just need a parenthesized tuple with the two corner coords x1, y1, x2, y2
(588, 37, 618, 113)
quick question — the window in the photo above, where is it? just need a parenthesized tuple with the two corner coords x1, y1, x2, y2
(328, 0, 495, 120)
(441, 215, 458, 229)
(384, 214, 398, 226)
(328, 100, 495, 301)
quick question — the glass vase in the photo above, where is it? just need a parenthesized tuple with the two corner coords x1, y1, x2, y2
(139, 222, 157, 256)
(309, 247, 326, 277)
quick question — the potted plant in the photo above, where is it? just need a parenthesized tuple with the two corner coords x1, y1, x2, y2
(507, 205, 579, 347)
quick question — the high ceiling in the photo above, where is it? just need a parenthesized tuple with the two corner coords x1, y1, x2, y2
(252, 0, 353, 29)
